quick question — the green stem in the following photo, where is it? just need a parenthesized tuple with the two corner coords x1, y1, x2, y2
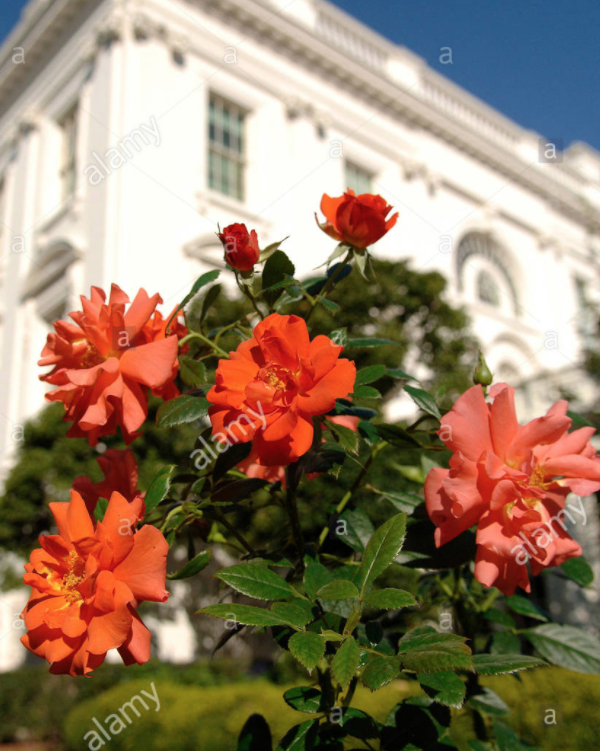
(317, 441, 387, 548)
(178, 332, 229, 359)
(285, 468, 305, 561)
(241, 283, 265, 320)
(211, 508, 258, 557)
(305, 250, 353, 323)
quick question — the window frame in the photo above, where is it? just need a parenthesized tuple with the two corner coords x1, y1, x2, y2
(344, 160, 373, 195)
(208, 93, 247, 202)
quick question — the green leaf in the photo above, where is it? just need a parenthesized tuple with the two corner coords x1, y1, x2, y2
(209, 478, 268, 504)
(346, 337, 398, 349)
(484, 608, 516, 629)
(275, 719, 319, 751)
(238, 713, 272, 751)
(197, 603, 296, 628)
(178, 356, 207, 387)
(490, 632, 521, 655)
(493, 720, 522, 751)
(316, 580, 359, 601)
(144, 465, 177, 513)
(259, 237, 289, 263)
(362, 588, 417, 610)
(337, 508, 374, 553)
(404, 385, 441, 420)
(561, 556, 594, 587)
(398, 631, 473, 673)
(167, 269, 220, 332)
(215, 564, 298, 601)
(303, 564, 332, 601)
(93, 498, 108, 523)
(375, 423, 421, 448)
(334, 708, 379, 739)
(418, 671, 466, 708)
(352, 385, 381, 399)
(524, 623, 600, 674)
(567, 409, 594, 428)
(200, 283, 222, 322)
(387, 367, 416, 381)
(329, 421, 360, 455)
(378, 490, 423, 514)
(167, 550, 212, 580)
(506, 595, 549, 622)
(468, 688, 509, 716)
(361, 654, 399, 691)
(283, 687, 323, 714)
(288, 632, 325, 673)
(472, 654, 545, 675)
(157, 394, 209, 427)
(359, 513, 407, 596)
(332, 635, 361, 688)
(271, 602, 314, 629)
(262, 250, 296, 307)
(355, 365, 387, 385)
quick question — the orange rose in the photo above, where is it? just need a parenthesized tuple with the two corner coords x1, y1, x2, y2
(39, 285, 181, 445)
(207, 314, 356, 466)
(73, 449, 140, 514)
(218, 223, 260, 271)
(316, 189, 398, 249)
(425, 383, 600, 595)
(21, 490, 168, 676)
(237, 415, 360, 484)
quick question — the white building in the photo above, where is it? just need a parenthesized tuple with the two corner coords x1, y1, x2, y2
(0, 0, 599, 666)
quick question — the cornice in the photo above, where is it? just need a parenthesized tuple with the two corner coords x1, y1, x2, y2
(1, 0, 599, 232)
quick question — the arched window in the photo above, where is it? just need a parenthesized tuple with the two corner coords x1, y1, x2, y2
(476, 269, 501, 307)
(456, 232, 519, 316)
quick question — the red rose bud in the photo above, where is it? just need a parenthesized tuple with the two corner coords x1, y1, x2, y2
(218, 223, 260, 272)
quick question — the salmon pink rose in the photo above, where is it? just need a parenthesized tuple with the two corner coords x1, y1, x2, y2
(20, 489, 168, 676)
(425, 383, 600, 595)
(316, 190, 398, 250)
(207, 313, 356, 466)
(39, 285, 181, 445)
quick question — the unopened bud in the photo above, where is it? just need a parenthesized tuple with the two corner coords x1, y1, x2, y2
(473, 350, 493, 387)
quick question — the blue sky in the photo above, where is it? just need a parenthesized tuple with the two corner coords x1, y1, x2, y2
(1, 0, 598, 151)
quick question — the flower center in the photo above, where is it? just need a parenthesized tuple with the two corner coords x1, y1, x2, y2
(61, 550, 86, 602)
(528, 464, 547, 489)
(77, 341, 106, 369)
(258, 364, 296, 393)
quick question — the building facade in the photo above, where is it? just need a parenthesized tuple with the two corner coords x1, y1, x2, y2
(0, 0, 599, 666)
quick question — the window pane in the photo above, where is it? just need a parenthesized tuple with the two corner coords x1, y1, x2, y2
(208, 94, 246, 200)
(345, 161, 372, 194)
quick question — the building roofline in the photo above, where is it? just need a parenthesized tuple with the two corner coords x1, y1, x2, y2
(0, 0, 599, 228)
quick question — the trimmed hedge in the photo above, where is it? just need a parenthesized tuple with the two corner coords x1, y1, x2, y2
(63, 678, 413, 751)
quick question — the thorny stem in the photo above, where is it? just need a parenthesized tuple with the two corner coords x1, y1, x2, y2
(317, 441, 388, 548)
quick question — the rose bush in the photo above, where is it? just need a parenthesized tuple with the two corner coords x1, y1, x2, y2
(20, 192, 600, 750)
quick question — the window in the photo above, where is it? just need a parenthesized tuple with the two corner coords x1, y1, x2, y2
(59, 104, 78, 199)
(477, 269, 501, 307)
(345, 161, 372, 194)
(208, 94, 246, 201)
